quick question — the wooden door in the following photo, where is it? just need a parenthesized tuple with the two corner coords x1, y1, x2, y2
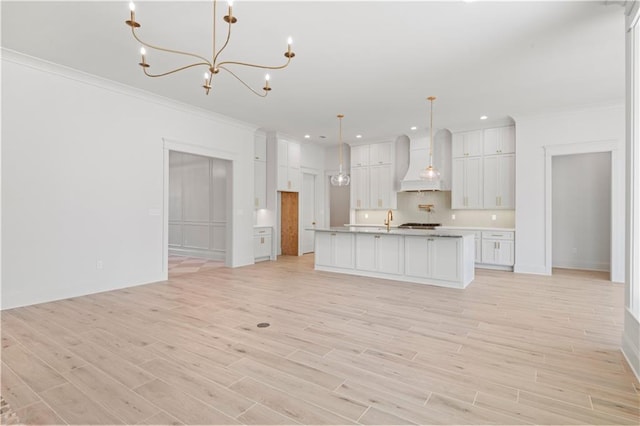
(281, 192, 299, 255)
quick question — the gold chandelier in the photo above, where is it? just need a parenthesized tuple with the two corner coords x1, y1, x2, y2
(420, 96, 441, 181)
(125, 1, 295, 96)
(330, 114, 350, 187)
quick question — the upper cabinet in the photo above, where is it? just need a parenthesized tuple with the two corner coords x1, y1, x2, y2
(452, 130, 482, 158)
(451, 125, 515, 210)
(254, 133, 267, 209)
(350, 141, 397, 210)
(351, 145, 370, 168)
(277, 139, 301, 192)
(483, 126, 515, 155)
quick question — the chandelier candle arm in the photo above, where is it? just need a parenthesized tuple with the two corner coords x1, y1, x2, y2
(124, 0, 295, 96)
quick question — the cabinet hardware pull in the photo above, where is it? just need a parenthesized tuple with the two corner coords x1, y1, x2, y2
(331, 233, 336, 236)
(312, 221, 316, 225)
(260, 237, 264, 244)
(375, 236, 380, 239)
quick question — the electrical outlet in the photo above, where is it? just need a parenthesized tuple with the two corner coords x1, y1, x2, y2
(365, 213, 369, 219)
(96, 260, 103, 270)
(491, 214, 497, 221)
(451, 214, 456, 220)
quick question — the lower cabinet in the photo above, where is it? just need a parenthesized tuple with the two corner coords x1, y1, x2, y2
(405, 236, 459, 282)
(315, 232, 355, 269)
(254, 227, 273, 262)
(481, 231, 514, 266)
(355, 234, 402, 274)
(315, 230, 475, 289)
(438, 227, 515, 270)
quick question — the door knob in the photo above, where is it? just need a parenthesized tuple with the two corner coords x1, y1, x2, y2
(312, 221, 316, 225)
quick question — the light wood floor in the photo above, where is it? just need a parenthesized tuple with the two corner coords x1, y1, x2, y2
(1, 255, 638, 425)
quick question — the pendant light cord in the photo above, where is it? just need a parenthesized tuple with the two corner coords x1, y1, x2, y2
(428, 96, 436, 167)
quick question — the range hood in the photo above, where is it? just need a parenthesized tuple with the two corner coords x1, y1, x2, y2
(400, 133, 441, 192)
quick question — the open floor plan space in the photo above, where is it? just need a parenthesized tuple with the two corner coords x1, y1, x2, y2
(1, 255, 638, 425)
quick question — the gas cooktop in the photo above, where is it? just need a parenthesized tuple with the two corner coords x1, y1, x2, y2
(397, 223, 442, 229)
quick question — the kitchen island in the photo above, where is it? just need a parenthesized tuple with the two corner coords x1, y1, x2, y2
(313, 227, 475, 289)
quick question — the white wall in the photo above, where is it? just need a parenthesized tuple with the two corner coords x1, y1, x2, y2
(513, 104, 625, 282)
(552, 152, 611, 271)
(1, 50, 257, 309)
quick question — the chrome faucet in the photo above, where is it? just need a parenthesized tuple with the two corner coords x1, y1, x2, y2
(384, 209, 394, 232)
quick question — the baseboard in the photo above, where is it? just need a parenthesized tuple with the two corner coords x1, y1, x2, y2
(513, 263, 549, 275)
(169, 248, 225, 261)
(622, 309, 640, 382)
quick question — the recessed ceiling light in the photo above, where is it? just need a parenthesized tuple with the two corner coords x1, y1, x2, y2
(304, 134, 310, 139)
(480, 115, 488, 120)
(356, 134, 362, 139)
(411, 126, 417, 130)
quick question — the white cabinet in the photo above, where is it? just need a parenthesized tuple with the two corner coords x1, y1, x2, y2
(404, 236, 460, 282)
(452, 157, 483, 209)
(254, 134, 267, 209)
(350, 141, 397, 210)
(355, 233, 402, 274)
(483, 154, 515, 209)
(369, 142, 393, 165)
(350, 167, 370, 209)
(315, 231, 354, 269)
(369, 164, 393, 209)
(452, 126, 515, 210)
(481, 231, 514, 266)
(483, 126, 515, 155)
(431, 238, 460, 282)
(351, 145, 370, 167)
(438, 228, 515, 270)
(277, 139, 301, 192)
(452, 130, 483, 158)
(254, 227, 273, 262)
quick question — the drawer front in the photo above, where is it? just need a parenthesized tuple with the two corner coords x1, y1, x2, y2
(482, 231, 514, 240)
(254, 227, 272, 237)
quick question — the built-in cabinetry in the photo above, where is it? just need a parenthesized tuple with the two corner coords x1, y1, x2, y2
(451, 126, 515, 210)
(350, 141, 397, 210)
(438, 227, 515, 270)
(254, 226, 273, 262)
(254, 133, 267, 209)
(315, 229, 475, 288)
(315, 231, 355, 269)
(404, 235, 461, 282)
(355, 233, 402, 275)
(480, 231, 514, 267)
(277, 139, 301, 192)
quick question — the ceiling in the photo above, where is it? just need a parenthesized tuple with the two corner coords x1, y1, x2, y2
(1, 1, 627, 145)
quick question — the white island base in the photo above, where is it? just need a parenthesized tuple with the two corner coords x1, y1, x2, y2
(314, 228, 475, 289)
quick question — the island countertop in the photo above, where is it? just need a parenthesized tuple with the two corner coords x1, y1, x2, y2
(311, 226, 475, 238)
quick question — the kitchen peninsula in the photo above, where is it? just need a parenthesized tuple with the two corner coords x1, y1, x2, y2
(314, 227, 475, 289)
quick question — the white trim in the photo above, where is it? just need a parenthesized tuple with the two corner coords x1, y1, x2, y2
(162, 138, 237, 271)
(622, 308, 640, 382)
(544, 140, 624, 282)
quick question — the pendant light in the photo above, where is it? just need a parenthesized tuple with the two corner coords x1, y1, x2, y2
(420, 96, 441, 181)
(330, 114, 351, 186)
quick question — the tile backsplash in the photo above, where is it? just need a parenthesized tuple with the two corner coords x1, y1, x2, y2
(353, 191, 515, 228)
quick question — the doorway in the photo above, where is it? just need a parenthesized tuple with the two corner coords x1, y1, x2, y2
(544, 140, 624, 282)
(302, 173, 316, 253)
(280, 192, 299, 255)
(552, 152, 611, 272)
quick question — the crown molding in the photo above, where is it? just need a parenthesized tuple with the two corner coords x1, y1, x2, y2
(1, 48, 258, 134)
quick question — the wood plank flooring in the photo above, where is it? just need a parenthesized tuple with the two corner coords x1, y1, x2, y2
(1, 255, 638, 425)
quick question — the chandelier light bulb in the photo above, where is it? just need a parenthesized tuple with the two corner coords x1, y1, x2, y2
(265, 74, 270, 81)
(287, 37, 293, 45)
(204, 72, 210, 80)
(227, 0, 234, 7)
(140, 47, 146, 55)
(129, 2, 135, 12)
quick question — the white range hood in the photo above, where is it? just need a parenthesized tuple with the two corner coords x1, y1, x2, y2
(400, 131, 443, 192)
